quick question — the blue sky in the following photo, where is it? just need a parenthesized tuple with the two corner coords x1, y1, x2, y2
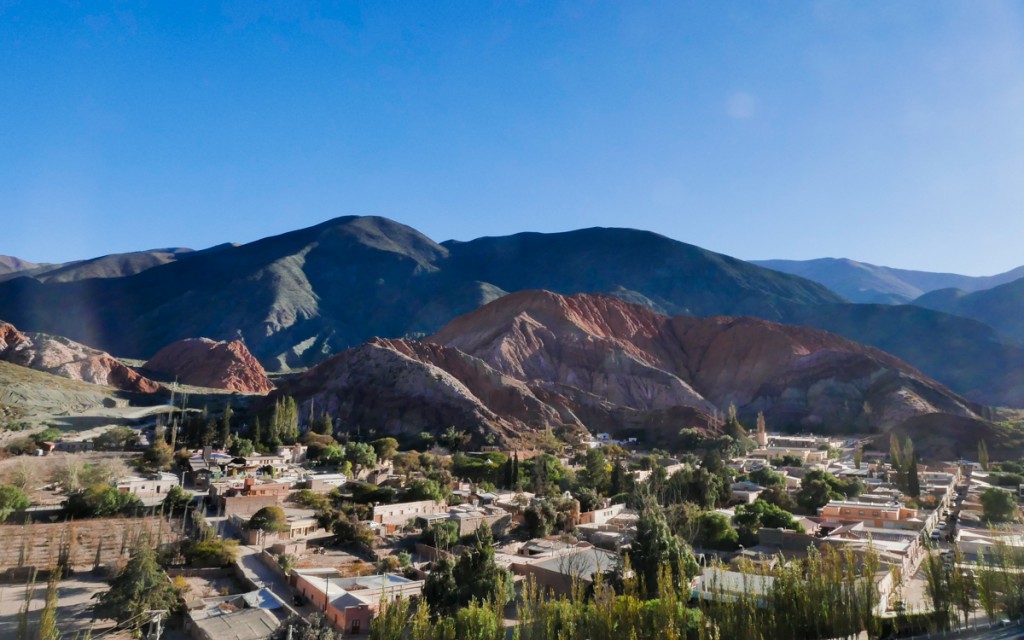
(2, 1, 1023, 275)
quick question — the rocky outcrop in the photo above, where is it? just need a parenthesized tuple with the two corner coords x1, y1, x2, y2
(431, 291, 981, 436)
(145, 338, 274, 393)
(0, 321, 160, 394)
(279, 338, 585, 447)
(0, 322, 26, 351)
(279, 291, 984, 447)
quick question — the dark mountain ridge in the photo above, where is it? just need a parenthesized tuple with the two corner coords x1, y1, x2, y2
(0, 216, 842, 370)
(0, 215, 1021, 408)
(913, 277, 1024, 344)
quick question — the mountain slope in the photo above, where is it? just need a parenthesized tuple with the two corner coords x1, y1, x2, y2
(0, 256, 41, 277)
(279, 291, 988, 449)
(912, 277, 1024, 343)
(432, 291, 980, 433)
(0, 321, 160, 394)
(783, 303, 1024, 408)
(0, 248, 195, 283)
(756, 258, 1024, 304)
(0, 216, 842, 370)
(445, 229, 843, 318)
(278, 337, 586, 446)
(144, 338, 274, 394)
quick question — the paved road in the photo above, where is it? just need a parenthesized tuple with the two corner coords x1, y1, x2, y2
(236, 544, 316, 621)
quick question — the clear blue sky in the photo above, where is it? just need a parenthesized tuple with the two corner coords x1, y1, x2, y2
(2, 1, 1023, 275)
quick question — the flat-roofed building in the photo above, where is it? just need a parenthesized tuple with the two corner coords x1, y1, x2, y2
(372, 499, 446, 533)
(292, 570, 423, 635)
(818, 500, 924, 531)
(115, 472, 180, 497)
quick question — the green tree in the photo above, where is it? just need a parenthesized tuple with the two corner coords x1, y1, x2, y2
(524, 502, 557, 538)
(440, 426, 470, 451)
(609, 459, 632, 498)
(423, 558, 460, 616)
(582, 448, 611, 495)
(907, 452, 921, 499)
(371, 437, 399, 461)
(406, 479, 447, 503)
(693, 511, 739, 551)
(423, 521, 459, 551)
(162, 485, 191, 513)
(64, 484, 142, 518)
(733, 500, 803, 546)
(0, 485, 30, 522)
(229, 436, 255, 457)
(346, 442, 378, 474)
(443, 524, 513, 615)
(889, 432, 903, 470)
(249, 506, 289, 534)
(182, 536, 239, 567)
(511, 451, 520, 488)
(981, 487, 1018, 523)
(629, 496, 699, 598)
(311, 411, 333, 436)
(797, 470, 862, 513)
(93, 426, 139, 451)
(251, 416, 263, 448)
(219, 404, 233, 447)
(94, 541, 179, 629)
(747, 467, 785, 488)
(979, 439, 990, 471)
(141, 439, 173, 471)
(331, 512, 375, 548)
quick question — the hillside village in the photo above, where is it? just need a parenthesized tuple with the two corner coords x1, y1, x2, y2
(2, 405, 1023, 640)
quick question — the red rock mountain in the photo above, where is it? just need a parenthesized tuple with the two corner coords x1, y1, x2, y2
(0, 321, 161, 394)
(280, 337, 587, 445)
(279, 291, 985, 451)
(431, 291, 980, 433)
(145, 338, 274, 394)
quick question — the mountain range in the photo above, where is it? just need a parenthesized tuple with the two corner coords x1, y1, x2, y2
(275, 291, 1007, 457)
(755, 257, 1024, 305)
(1, 216, 1022, 410)
(913, 278, 1024, 344)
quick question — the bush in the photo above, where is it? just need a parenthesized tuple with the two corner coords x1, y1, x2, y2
(991, 472, 1024, 487)
(64, 484, 142, 518)
(93, 427, 139, 451)
(5, 437, 39, 456)
(0, 485, 30, 522)
(183, 537, 239, 567)
(290, 489, 332, 511)
(981, 487, 1019, 523)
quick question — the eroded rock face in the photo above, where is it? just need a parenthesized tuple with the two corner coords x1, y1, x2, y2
(0, 322, 27, 351)
(431, 291, 979, 434)
(279, 291, 982, 447)
(280, 338, 585, 447)
(145, 338, 274, 394)
(0, 321, 160, 393)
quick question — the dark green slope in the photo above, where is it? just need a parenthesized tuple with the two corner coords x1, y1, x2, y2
(785, 303, 1024, 408)
(444, 228, 843, 319)
(913, 277, 1024, 343)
